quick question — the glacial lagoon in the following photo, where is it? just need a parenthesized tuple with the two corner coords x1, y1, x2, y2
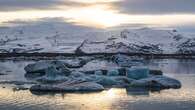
(0, 59, 195, 110)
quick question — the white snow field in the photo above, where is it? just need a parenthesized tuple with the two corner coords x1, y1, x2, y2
(0, 22, 194, 54)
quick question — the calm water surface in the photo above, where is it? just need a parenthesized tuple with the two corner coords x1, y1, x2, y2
(0, 59, 195, 110)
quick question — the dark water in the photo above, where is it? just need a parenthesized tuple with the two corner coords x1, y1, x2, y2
(0, 59, 195, 110)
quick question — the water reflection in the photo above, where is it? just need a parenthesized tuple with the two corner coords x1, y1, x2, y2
(29, 87, 161, 97)
(145, 59, 195, 74)
(0, 59, 195, 110)
(0, 85, 195, 110)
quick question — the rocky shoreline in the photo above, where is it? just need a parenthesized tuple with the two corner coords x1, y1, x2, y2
(1, 53, 195, 60)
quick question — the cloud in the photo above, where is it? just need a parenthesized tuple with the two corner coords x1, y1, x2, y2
(1, 0, 195, 14)
(115, 0, 195, 14)
(0, 0, 117, 12)
(0, 0, 62, 11)
(0, 0, 88, 11)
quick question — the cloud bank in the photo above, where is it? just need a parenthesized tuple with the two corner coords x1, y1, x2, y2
(115, 0, 195, 14)
(0, 0, 195, 14)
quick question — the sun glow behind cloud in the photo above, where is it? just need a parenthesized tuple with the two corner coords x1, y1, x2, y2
(68, 0, 122, 3)
(0, 0, 195, 28)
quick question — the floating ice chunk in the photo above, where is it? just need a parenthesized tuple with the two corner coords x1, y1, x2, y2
(130, 76, 181, 89)
(127, 68, 149, 80)
(149, 70, 163, 76)
(95, 70, 103, 75)
(93, 75, 118, 86)
(113, 54, 143, 67)
(107, 69, 119, 76)
(24, 61, 71, 75)
(30, 82, 104, 92)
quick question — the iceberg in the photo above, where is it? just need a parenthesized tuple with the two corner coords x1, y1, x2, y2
(126, 68, 149, 80)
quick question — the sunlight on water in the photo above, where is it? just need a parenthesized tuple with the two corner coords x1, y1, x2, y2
(0, 86, 195, 110)
(0, 88, 128, 110)
(1, 59, 195, 110)
(0, 0, 195, 28)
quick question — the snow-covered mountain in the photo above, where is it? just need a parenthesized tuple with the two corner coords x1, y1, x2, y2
(76, 28, 195, 54)
(0, 21, 103, 53)
(0, 23, 195, 54)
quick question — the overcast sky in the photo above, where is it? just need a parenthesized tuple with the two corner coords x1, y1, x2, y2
(0, 0, 195, 32)
(0, 0, 194, 14)
(0, 0, 71, 11)
(115, 0, 195, 14)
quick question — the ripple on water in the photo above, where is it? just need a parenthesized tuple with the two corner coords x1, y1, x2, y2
(0, 59, 195, 110)
(0, 85, 195, 110)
